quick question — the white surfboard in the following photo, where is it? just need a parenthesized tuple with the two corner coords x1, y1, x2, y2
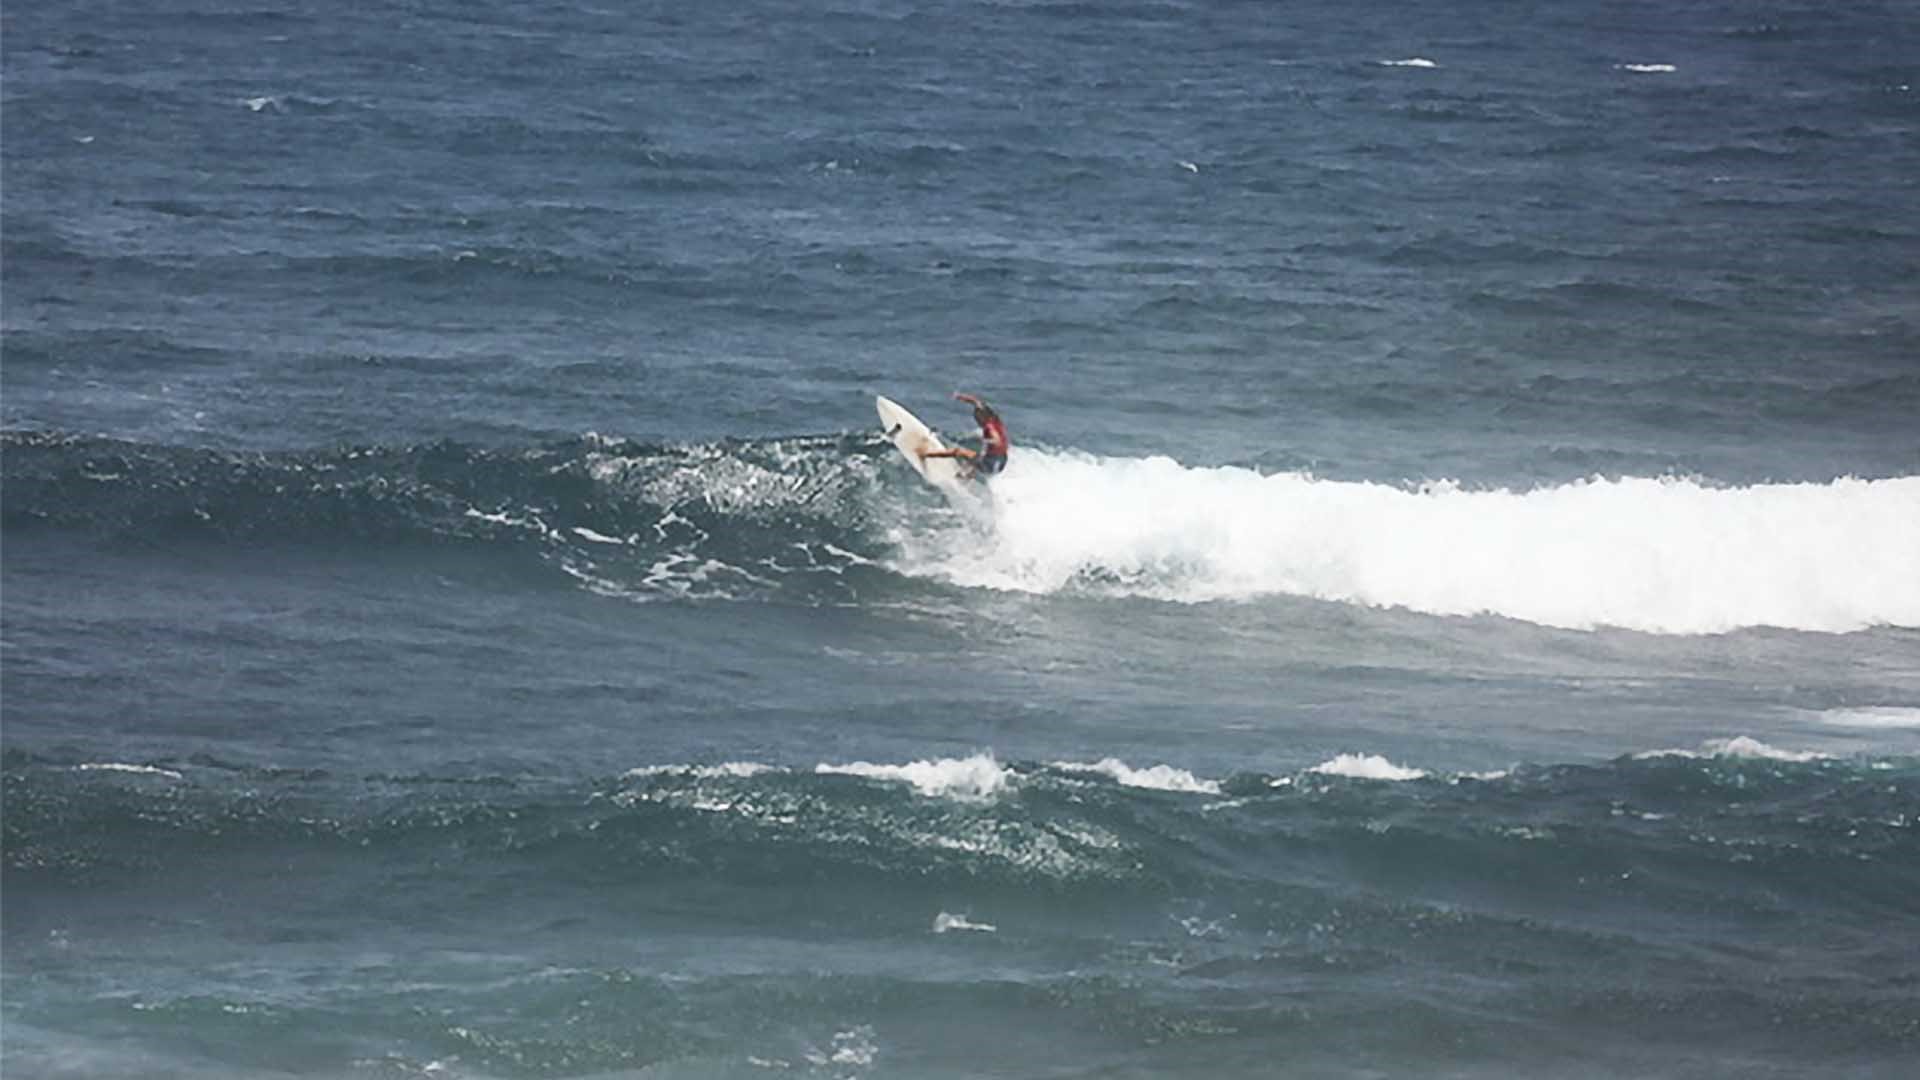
(876, 395, 969, 494)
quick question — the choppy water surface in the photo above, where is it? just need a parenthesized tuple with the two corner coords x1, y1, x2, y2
(5, 1, 1918, 1077)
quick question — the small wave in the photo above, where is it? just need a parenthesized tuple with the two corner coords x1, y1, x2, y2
(12, 748, 1913, 907)
(239, 93, 336, 113)
(1618, 63, 1677, 74)
(1380, 58, 1438, 69)
(932, 911, 997, 934)
(816, 753, 1010, 800)
(1308, 754, 1428, 781)
(623, 762, 776, 780)
(1635, 736, 1829, 763)
(74, 763, 184, 780)
(1703, 736, 1828, 762)
(1053, 758, 1221, 794)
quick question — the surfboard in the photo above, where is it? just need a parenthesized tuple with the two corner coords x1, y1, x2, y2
(876, 395, 968, 493)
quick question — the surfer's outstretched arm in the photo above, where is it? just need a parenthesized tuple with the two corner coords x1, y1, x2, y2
(918, 446, 978, 460)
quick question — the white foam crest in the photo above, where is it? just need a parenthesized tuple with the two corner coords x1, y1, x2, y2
(932, 911, 997, 934)
(464, 505, 561, 540)
(1705, 736, 1828, 762)
(1619, 63, 1678, 73)
(74, 762, 184, 780)
(1310, 753, 1428, 781)
(1818, 706, 1920, 730)
(806, 1027, 877, 1068)
(816, 752, 1010, 800)
(1381, 58, 1439, 68)
(618, 446, 824, 514)
(1636, 736, 1829, 762)
(624, 762, 775, 780)
(898, 451, 1920, 635)
(1053, 757, 1221, 794)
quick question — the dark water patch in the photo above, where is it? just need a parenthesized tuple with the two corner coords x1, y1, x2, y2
(113, 196, 212, 218)
(1540, 443, 1694, 476)
(0, 224, 99, 277)
(1759, 373, 1920, 436)
(1389, 89, 1542, 126)
(1793, 218, 1920, 248)
(1651, 141, 1803, 167)
(1779, 123, 1840, 142)
(1542, 278, 1728, 315)
(1380, 235, 1570, 270)
(0, 329, 235, 374)
(1537, 368, 1920, 437)
(290, 350, 475, 376)
(1465, 277, 1730, 320)
(1725, 22, 1799, 42)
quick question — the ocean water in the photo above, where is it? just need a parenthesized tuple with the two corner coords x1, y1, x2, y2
(4, 1, 1919, 1077)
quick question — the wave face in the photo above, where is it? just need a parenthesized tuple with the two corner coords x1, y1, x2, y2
(0, 429, 905, 604)
(6, 746, 1916, 1076)
(8, 430, 1917, 634)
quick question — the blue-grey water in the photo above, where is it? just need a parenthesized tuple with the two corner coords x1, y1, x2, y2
(5, 2, 1919, 1077)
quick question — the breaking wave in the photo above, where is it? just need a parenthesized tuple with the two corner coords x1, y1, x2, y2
(909, 450, 1920, 634)
(6, 430, 1915, 634)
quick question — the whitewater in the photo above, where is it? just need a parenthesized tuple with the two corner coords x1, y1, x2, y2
(898, 450, 1920, 635)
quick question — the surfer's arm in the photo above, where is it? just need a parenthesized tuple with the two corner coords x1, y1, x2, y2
(918, 447, 977, 460)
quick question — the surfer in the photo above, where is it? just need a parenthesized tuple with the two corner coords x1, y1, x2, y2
(919, 392, 1009, 479)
